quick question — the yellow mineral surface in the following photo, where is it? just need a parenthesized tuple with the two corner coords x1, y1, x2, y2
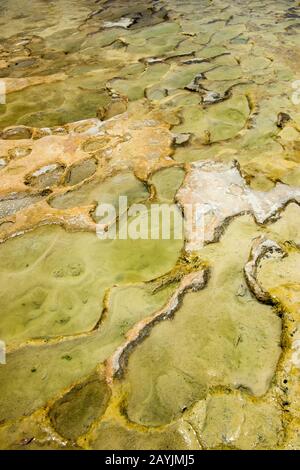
(0, 0, 299, 450)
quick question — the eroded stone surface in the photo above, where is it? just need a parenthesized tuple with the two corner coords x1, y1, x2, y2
(106, 267, 209, 382)
(120, 216, 285, 427)
(186, 391, 283, 450)
(0, 0, 300, 451)
(177, 161, 300, 250)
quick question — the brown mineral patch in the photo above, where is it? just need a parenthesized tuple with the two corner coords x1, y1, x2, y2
(2, 73, 67, 94)
(0, 108, 176, 239)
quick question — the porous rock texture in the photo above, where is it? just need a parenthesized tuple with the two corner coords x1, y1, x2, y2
(0, 0, 300, 451)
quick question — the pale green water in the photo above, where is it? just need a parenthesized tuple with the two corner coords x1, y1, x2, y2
(0, 0, 300, 450)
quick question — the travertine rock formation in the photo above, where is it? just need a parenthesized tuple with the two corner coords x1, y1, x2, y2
(0, 0, 299, 451)
(177, 161, 300, 250)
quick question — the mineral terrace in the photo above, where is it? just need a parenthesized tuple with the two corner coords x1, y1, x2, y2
(0, 0, 300, 450)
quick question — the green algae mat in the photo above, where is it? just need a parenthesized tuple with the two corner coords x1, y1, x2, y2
(0, 0, 300, 450)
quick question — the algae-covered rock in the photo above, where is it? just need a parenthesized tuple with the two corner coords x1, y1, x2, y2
(0, 0, 300, 451)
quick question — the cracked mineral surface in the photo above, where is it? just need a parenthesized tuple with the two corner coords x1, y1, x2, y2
(0, 0, 299, 450)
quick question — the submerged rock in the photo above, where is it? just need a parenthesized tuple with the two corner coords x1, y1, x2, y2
(277, 112, 291, 129)
(1, 126, 32, 140)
